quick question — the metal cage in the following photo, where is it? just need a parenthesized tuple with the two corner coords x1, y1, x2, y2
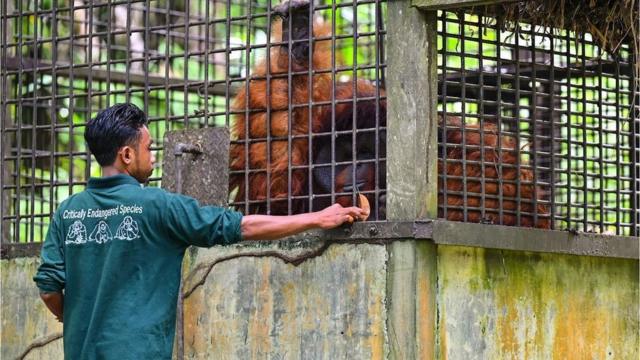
(1, 1, 638, 244)
(226, 0, 387, 218)
(437, 10, 638, 236)
(0, 0, 388, 243)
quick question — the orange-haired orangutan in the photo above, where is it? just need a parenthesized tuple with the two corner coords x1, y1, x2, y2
(229, 0, 386, 216)
(439, 117, 550, 228)
(229, 0, 549, 228)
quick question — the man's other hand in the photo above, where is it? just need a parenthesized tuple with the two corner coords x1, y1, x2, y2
(40, 292, 64, 322)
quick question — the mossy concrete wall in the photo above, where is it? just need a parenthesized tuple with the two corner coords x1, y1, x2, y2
(2, 241, 637, 359)
(1, 257, 63, 359)
(436, 246, 638, 359)
(180, 240, 388, 359)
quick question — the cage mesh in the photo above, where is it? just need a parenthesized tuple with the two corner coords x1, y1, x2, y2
(1, 0, 387, 242)
(437, 10, 638, 236)
(1, 2, 637, 243)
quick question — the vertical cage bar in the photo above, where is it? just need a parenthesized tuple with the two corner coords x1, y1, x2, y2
(580, 37, 588, 232)
(1, 0, 8, 241)
(350, 0, 357, 207)
(439, 11, 448, 221)
(597, 45, 605, 233)
(265, 2, 273, 214)
(85, 1, 95, 185)
(163, 0, 171, 150)
(631, 52, 639, 236)
(514, 22, 522, 227)
(286, 1, 293, 215)
(529, 22, 539, 227)
(106, 1, 112, 107)
(67, 0, 76, 211)
(460, 13, 468, 222)
(549, 29, 556, 230)
(29, 0, 40, 243)
(564, 29, 572, 230)
(202, 0, 210, 127)
(49, 0, 59, 243)
(615, 56, 623, 234)
(125, 0, 132, 103)
(330, 1, 337, 207)
(183, 0, 190, 126)
(374, 0, 384, 220)
(496, 16, 504, 225)
(143, 0, 150, 124)
(306, 1, 313, 213)
(477, 14, 486, 223)
(15, 0, 24, 243)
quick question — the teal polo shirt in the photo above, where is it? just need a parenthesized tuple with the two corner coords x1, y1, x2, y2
(33, 174, 243, 359)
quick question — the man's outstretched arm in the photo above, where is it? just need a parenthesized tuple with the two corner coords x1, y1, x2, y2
(40, 292, 64, 322)
(241, 204, 364, 240)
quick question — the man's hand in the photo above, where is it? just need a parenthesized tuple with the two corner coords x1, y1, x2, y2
(40, 292, 64, 322)
(241, 203, 364, 240)
(315, 203, 365, 229)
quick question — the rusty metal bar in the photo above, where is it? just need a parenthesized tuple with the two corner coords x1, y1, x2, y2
(3, 220, 638, 260)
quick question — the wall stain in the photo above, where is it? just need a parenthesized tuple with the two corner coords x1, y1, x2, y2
(438, 246, 639, 360)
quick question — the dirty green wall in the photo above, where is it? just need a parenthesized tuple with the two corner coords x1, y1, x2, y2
(1, 240, 390, 360)
(436, 246, 639, 359)
(1, 257, 63, 359)
(2, 242, 638, 359)
(180, 241, 388, 359)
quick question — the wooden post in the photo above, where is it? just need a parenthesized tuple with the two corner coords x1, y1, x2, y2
(162, 127, 230, 360)
(386, 0, 438, 358)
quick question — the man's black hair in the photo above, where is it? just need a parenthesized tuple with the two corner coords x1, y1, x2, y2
(84, 103, 148, 166)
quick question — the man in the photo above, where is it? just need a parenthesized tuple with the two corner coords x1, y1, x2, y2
(34, 103, 363, 359)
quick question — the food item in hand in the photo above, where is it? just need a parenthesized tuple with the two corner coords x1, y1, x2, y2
(357, 194, 371, 221)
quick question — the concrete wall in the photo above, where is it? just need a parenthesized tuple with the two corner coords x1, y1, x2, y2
(181, 240, 388, 359)
(436, 246, 638, 359)
(1, 257, 63, 360)
(2, 240, 637, 359)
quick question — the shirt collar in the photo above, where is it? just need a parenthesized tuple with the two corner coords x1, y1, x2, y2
(87, 174, 142, 189)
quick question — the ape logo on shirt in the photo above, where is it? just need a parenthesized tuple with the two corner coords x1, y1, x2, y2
(89, 220, 113, 244)
(65, 220, 88, 244)
(62, 205, 144, 246)
(114, 216, 140, 241)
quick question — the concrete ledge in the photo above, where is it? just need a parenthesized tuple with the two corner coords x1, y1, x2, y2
(2, 220, 637, 260)
(430, 220, 639, 260)
(1, 243, 41, 259)
(285, 220, 639, 260)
